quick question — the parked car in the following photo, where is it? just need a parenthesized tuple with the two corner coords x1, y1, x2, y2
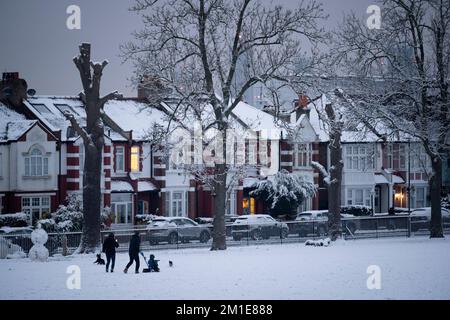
(0, 237, 25, 259)
(146, 217, 211, 244)
(0, 226, 60, 255)
(231, 215, 289, 241)
(294, 211, 357, 237)
(410, 207, 450, 232)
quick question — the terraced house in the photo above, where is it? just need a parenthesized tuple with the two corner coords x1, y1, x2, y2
(0, 72, 439, 226)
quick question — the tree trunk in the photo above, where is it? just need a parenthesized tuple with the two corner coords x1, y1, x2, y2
(211, 163, 227, 250)
(429, 156, 444, 238)
(211, 124, 227, 250)
(77, 145, 102, 253)
(325, 103, 343, 241)
(67, 43, 121, 253)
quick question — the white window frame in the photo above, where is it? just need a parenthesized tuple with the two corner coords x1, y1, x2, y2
(22, 196, 51, 225)
(115, 146, 125, 173)
(295, 143, 312, 168)
(24, 147, 49, 177)
(345, 145, 374, 171)
(165, 191, 187, 217)
(346, 188, 372, 207)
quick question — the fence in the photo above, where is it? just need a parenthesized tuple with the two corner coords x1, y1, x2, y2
(1, 215, 449, 257)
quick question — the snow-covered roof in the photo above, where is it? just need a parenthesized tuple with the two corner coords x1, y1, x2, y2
(138, 181, 158, 192)
(374, 174, 389, 184)
(24, 96, 127, 142)
(231, 102, 282, 139)
(111, 180, 134, 192)
(104, 100, 168, 141)
(392, 175, 405, 184)
(307, 94, 416, 143)
(0, 102, 37, 142)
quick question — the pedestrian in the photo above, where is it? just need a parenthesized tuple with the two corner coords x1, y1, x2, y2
(102, 232, 119, 273)
(124, 231, 141, 274)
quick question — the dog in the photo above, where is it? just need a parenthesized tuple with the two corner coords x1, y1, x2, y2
(169, 260, 173, 267)
(94, 253, 105, 265)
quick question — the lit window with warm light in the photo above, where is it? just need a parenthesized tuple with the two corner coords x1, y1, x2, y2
(131, 146, 140, 172)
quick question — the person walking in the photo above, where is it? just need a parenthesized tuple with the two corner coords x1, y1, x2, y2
(102, 232, 119, 273)
(124, 231, 141, 274)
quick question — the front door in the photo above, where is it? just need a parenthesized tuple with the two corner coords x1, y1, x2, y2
(375, 186, 381, 213)
(115, 203, 128, 224)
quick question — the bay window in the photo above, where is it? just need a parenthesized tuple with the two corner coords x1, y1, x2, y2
(22, 196, 51, 225)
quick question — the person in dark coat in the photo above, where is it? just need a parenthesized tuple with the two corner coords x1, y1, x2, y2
(124, 231, 141, 274)
(148, 254, 160, 272)
(102, 232, 119, 273)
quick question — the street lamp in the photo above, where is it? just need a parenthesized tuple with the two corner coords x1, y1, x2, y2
(407, 139, 411, 213)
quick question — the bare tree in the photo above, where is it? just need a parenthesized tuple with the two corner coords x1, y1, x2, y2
(122, 0, 326, 250)
(333, 0, 450, 237)
(64, 43, 122, 253)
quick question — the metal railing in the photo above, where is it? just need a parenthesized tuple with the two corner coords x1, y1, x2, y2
(1, 215, 449, 257)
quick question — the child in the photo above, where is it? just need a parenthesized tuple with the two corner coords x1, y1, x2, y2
(148, 254, 160, 272)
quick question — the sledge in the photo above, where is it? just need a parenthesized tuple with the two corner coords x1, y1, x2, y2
(139, 251, 160, 273)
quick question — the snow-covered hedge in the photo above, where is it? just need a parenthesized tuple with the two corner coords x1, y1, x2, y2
(0, 213, 29, 228)
(340, 205, 372, 216)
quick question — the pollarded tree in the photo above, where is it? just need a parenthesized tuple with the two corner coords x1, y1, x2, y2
(64, 43, 122, 253)
(122, 0, 327, 250)
(250, 169, 316, 219)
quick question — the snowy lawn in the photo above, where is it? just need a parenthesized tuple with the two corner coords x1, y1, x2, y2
(1, 236, 449, 300)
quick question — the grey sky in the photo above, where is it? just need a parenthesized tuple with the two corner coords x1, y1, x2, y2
(0, 0, 375, 96)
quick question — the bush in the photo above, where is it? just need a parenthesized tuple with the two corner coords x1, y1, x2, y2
(0, 213, 29, 228)
(39, 194, 111, 233)
(340, 205, 373, 216)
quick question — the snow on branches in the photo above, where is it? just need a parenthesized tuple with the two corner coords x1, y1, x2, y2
(250, 169, 316, 217)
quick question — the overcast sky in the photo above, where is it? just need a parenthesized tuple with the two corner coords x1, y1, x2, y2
(0, 0, 375, 96)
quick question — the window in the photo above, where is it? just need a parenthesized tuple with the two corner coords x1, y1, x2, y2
(25, 148, 48, 177)
(387, 145, 393, 169)
(171, 192, 184, 217)
(111, 193, 133, 224)
(31, 103, 52, 114)
(138, 200, 149, 215)
(347, 188, 372, 206)
(399, 145, 406, 169)
(296, 144, 311, 167)
(130, 146, 140, 172)
(345, 145, 374, 171)
(22, 196, 51, 225)
(164, 191, 187, 217)
(115, 146, 125, 172)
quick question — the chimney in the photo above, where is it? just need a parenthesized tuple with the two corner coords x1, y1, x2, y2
(0, 72, 28, 108)
(294, 94, 310, 121)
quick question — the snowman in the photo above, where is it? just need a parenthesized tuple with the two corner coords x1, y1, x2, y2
(28, 224, 49, 262)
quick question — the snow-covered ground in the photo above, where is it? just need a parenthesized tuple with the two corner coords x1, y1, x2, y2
(1, 237, 449, 300)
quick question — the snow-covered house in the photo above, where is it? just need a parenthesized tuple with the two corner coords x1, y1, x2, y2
(1, 72, 321, 225)
(305, 94, 431, 213)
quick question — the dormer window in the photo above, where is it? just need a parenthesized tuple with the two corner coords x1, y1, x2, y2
(25, 147, 49, 177)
